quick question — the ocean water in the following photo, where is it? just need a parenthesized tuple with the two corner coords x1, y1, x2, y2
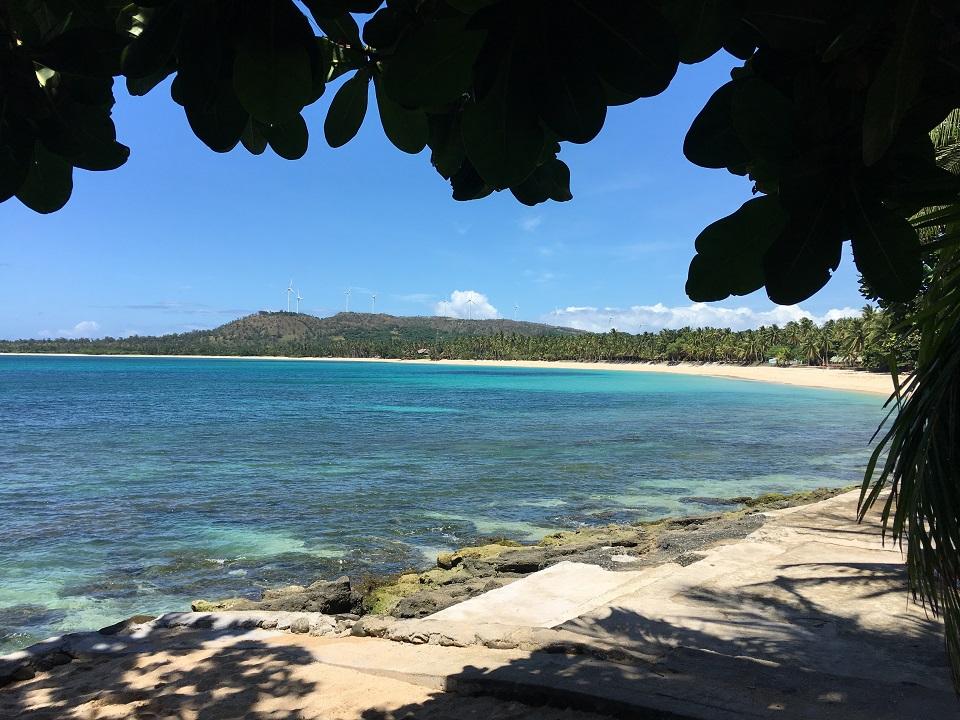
(0, 356, 885, 651)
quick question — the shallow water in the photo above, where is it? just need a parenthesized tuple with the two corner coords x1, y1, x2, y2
(0, 356, 884, 651)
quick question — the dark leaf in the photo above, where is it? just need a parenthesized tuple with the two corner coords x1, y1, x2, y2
(461, 57, 544, 189)
(510, 158, 572, 206)
(684, 81, 751, 169)
(427, 113, 465, 179)
(121, 2, 184, 79)
(314, 13, 362, 46)
(450, 161, 493, 201)
(233, 0, 315, 124)
(862, 0, 929, 165)
(324, 70, 370, 148)
(381, 19, 486, 108)
(264, 114, 309, 160)
(374, 76, 427, 154)
(0, 139, 33, 203)
(241, 120, 268, 155)
(661, 0, 741, 64)
(533, 66, 606, 145)
(185, 83, 249, 153)
(762, 190, 846, 304)
(574, 0, 679, 100)
(363, 7, 405, 49)
(40, 27, 127, 76)
(686, 195, 788, 301)
(16, 143, 73, 214)
(126, 67, 173, 97)
(730, 77, 794, 164)
(848, 191, 922, 302)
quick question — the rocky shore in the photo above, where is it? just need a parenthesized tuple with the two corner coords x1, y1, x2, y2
(191, 487, 851, 622)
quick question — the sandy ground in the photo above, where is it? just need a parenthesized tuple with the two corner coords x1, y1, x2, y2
(0, 631, 608, 720)
(3, 353, 896, 395)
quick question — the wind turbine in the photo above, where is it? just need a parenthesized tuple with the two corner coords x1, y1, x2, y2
(466, 297, 475, 321)
(371, 293, 377, 313)
(344, 287, 352, 312)
(513, 304, 519, 321)
(286, 279, 294, 312)
(296, 289, 303, 314)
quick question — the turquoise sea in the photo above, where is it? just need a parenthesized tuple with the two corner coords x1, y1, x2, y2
(0, 356, 885, 651)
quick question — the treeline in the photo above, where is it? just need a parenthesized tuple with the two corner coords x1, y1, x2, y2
(0, 306, 913, 371)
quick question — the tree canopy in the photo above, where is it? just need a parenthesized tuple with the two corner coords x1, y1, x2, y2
(2, 0, 958, 308)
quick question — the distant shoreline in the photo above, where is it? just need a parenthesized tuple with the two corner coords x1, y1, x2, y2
(0, 353, 895, 395)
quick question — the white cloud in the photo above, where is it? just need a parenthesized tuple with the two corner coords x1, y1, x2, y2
(520, 215, 543, 232)
(544, 303, 862, 333)
(435, 290, 499, 319)
(41, 320, 102, 339)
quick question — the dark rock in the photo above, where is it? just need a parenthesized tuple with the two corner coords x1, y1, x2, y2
(492, 549, 550, 574)
(675, 552, 707, 567)
(394, 591, 459, 619)
(244, 576, 361, 614)
(35, 652, 72, 671)
(99, 614, 157, 636)
(0, 662, 35, 688)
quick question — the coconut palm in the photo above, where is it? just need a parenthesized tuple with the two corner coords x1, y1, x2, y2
(862, 109, 960, 685)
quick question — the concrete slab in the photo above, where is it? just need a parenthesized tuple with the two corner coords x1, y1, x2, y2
(428, 561, 662, 627)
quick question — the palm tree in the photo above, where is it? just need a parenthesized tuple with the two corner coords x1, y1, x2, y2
(862, 109, 960, 685)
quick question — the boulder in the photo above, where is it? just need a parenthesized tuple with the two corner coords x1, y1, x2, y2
(255, 576, 361, 615)
(192, 576, 361, 615)
(436, 542, 518, 570)
(394, 591, 459, 619)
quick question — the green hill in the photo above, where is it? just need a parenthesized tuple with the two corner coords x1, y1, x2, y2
(0, 312, 585, 357)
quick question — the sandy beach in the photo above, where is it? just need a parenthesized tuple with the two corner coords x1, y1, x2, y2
(2, 353, 897, 396)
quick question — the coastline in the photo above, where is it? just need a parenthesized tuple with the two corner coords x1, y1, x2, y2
(1, 353, 896, 395)
(9, 486, 953, 720)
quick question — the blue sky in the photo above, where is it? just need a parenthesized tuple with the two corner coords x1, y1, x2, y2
(0, 52, 865, 340)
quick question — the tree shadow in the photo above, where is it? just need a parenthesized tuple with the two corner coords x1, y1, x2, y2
(0, 627, 319, 719)
(2, 559, 957, 719)
(360, 558, 957, 719)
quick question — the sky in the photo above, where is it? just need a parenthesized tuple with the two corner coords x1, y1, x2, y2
(0, 52, 866, 340)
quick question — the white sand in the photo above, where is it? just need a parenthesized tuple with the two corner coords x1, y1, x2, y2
(4, 353, 898, 395)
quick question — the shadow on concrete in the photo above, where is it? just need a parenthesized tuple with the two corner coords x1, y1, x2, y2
(362, 558, 955, 720)
(0, 629, 319, 719)
(1, 559, 956, 719)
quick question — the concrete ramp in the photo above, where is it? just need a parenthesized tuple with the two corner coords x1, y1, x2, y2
(427, 561, 667, 628)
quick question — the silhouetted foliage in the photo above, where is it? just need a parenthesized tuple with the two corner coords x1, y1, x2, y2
(1, 1, 958, 308)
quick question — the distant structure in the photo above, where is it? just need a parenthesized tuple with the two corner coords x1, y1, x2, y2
(286, 279, 294, 312)
(371, 293, 377, 313)
(466, 297, 475, 321)
(296, 289, 303, 314)
(514, 304, 519, 321)
(344, 288, 352, 312)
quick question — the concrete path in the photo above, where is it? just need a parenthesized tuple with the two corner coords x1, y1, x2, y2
(355, 491, 959, 718)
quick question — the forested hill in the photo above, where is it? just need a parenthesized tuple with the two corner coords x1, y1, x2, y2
(0, 312, 584, 357)
(0, 308, 912, 371)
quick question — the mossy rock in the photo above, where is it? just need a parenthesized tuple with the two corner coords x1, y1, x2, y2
(436, 543, 516, 570)
(191, 598, 253, 612)
(363, 578, 421, 615)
